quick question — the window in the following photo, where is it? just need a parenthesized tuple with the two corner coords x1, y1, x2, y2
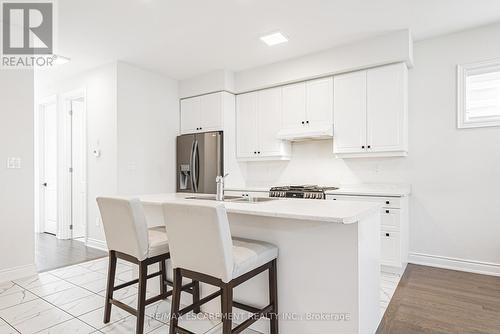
(458, 59, 500, 129)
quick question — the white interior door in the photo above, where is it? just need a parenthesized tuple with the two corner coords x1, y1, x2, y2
(71, 98, 87, 239)
(42, 103, 58, 235)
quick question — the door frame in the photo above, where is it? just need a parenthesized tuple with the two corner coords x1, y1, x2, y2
(60, 88, 87, 240)
(36, 95, 58, 235)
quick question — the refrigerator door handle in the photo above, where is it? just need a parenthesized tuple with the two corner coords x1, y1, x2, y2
(192, 139, 199, 192)
(190, 140, 197, 192)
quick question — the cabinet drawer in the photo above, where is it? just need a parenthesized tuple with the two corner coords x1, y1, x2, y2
(327, 194, 401, 209)
(381, 208, 400, 229)
(224, 191, 269, 198)
(381, 230, 401, 267)
(380, 197, 400, 209)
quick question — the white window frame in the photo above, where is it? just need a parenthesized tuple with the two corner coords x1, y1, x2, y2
(458, 58, 500, 129)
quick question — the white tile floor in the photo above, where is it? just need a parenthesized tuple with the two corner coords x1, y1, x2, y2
(380, 270, 402, 317)
(0, 257, 400, 333)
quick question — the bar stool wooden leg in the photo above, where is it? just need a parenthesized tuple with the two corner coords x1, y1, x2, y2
(160, 259, 168, 297)
(193, 280, 201, 313)
(136, 261, 148, 334)
(169, 268, 182, 334)
(221, 285, 233, 334)
(269, 259, 279, 334)
(104, 251, 117, 324)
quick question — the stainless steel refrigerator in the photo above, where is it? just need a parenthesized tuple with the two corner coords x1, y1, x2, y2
(176, 131, 223, 194)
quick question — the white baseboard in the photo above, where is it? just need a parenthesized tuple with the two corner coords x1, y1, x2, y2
(409, 252, 500, 277)
(0, 264, 37, 283)
(86, 238, 108, 252)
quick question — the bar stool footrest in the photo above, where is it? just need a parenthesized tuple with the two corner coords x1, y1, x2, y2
(233, 304, 274, 334)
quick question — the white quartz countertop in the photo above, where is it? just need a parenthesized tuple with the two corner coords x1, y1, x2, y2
(226, 183, 411, 197)
(325, 184, 411, 197)
(135, 193, 381, 224)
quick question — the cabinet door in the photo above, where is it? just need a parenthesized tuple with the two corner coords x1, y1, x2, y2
(333, 71, 367, 153)
(236, 92, 258, 158)
(180, 97, 201, 134)
(381, 230, 401, 267)
(367, 63, 407, 152)
(257, 87, 283, 156)
(306, 77, 333, 130)
(200, 92, 223, 132)
(281, 82, 306, 131)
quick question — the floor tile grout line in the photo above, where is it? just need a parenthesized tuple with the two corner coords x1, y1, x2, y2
(0, 314, 21, 333)
(12, 279, 103, 333)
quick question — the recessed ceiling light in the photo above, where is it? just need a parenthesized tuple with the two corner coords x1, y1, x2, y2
(52, 55, 70, 65)
(260, 32, 288, 46)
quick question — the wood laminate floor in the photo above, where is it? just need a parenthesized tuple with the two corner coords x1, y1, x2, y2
(35, 233, 106, 272)
(377, 264, 500, 334)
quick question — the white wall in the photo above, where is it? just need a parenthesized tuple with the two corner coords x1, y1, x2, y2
(179, 69, 235, 98)
(235, 30, 413, 92)
(244, 23, 500, 274)
(0, 70, 36, 281)
(116, 62, 179, 195)
(405, 23, 500, 271)
(37, 63, 118, 245)
(36, 62, 179, 247)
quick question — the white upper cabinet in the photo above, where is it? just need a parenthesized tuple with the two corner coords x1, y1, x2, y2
(306, 77, 333, 131)
(180, 92, 223, 134)
(258, 87, 284, 156)
(367, 64, 407, 153)
(236, 89, 291, 160)
(200, 92, 223, 131)
(180, 97, 200, 134)
(278, 77, 333, 140)
(281, 82, 306, 131)
(333, 63, 408, 157)
(333, 71, 367, 154)
(236, 92, 258, 158)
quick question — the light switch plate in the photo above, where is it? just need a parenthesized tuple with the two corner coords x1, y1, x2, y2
(6, 157, 21, 169)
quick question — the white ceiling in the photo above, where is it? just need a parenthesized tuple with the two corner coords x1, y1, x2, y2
(48, 0, 500, 80)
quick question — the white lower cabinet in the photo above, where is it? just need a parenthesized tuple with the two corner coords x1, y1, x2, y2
(381, 231, 401, 267)
(381, 208, 400, 229)
(326, 194, 409, 273)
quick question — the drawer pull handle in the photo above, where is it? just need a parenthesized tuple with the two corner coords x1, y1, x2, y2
(385, 210, 390, 214)
(386, 201, 390, 205)
(385, 233, 390, 237)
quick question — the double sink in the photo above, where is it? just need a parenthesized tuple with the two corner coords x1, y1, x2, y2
(185, 195, 277, 203)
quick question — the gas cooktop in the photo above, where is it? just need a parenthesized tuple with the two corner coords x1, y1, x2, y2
(269, 185, 339, 199)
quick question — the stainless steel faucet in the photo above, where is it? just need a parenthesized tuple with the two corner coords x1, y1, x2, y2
(216, 173, 229, 201)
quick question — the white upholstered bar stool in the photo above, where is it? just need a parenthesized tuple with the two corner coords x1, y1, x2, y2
(96, 197, 200, 334)
(162, 201, 279, 334)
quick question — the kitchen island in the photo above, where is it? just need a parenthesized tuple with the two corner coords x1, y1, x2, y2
(137, 193, 381, 334)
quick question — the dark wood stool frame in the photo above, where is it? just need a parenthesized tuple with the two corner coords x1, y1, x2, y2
(104, 250, 201, 334)
(169, 259, 278, 334)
